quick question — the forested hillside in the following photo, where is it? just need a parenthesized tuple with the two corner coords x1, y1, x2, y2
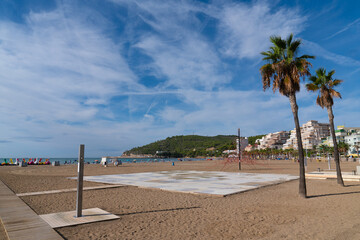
(123, 135, 237, 158)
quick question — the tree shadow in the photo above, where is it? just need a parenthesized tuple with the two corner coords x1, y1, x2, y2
(308, 190, 360, 198)
(115, 206, 200, 216)
(344, 184, 360, 187)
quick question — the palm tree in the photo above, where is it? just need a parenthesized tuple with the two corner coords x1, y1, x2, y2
(338, 141, 349, 159)
(260, 34, 314, 198)
(306, 68, 344, 186)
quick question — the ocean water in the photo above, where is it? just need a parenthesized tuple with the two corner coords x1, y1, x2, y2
(0, 157, 206, 165)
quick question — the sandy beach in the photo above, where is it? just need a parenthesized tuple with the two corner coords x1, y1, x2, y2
(1, 159, 360, 239)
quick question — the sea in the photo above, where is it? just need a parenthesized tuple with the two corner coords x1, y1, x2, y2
(0, 157, 207, 165)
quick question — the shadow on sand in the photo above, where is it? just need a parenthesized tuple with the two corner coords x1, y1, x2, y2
(115, 206, 200, 216)
(308, 190, 360, 198)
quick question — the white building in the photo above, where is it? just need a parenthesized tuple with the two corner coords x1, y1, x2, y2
(236, 137, 248, 152)
(344, 134, 360, 154)
(257, 131, 290, 149)
(283, 120, 330, 150)
(323, 126, 360, 155)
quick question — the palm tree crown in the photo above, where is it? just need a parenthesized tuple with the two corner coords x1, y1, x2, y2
(260, 34, 314, 96)
(306, 68, 342, 108)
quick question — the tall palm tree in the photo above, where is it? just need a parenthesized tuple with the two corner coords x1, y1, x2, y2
(260, 34, 314, 198)
(306, 68, 344, 186)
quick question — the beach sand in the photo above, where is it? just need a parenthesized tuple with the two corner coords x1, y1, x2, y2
(1, 160, 360, 239)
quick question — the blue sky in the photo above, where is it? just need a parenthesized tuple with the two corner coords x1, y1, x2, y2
(1, 0, 360, 157)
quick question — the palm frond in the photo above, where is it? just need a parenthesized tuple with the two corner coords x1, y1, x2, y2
(328, 69, 336, 77)
(289, 40, 301, 54)
(306, 83, 319, 91)
(297, 54, 315, 59)
(330, 89, 342, 99)
(270, 35, 286, 49)
(316, 95, 325, 108)
(316, 68, 326, 78)
(308, 75, 317, 83)
(286, 33, 293, 47)
(331, 79, 343, 87)
(260, 64, 274, 91)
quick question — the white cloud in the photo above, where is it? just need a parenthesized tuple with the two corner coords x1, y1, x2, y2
(302, 40, 360, 67)
(160, 107, 186, 122)
(154, 89, 293, 136)
(218, 1, 306, 59)
(325, 17, 360, 40)
(116, 0, 231, 91)
(0, 3, 147, 155)
(2, 0, 345, 157)
(136, 35, 230, 90)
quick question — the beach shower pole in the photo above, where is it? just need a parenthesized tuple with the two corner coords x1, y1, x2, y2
(76, 144, 85, 218)
(238, 128, 241, 170)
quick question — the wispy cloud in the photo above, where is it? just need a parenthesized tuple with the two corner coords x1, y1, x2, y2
(325, 17, 360, 40)
(0, 2, 145, 155)
(218, 1, 306, 59)
(3, 0, 355, 157)
(302, 40, 360, 67)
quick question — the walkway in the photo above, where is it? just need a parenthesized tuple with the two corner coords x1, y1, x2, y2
(0, 180, 62, 240)
(17, 184, 124, 197)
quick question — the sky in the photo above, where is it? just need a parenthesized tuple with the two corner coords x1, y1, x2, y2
(1, 0, 360, 157)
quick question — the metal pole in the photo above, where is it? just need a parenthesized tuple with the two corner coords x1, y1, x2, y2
(238, 128, 241, 170)
(76, 144, 85, 218)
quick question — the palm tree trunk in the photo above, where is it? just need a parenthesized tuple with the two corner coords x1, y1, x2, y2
(289, 94, 307, 198)
(327, 107, 344, 186)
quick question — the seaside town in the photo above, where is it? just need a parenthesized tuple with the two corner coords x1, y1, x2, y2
(242, 120, 360, 158)
(1, 1, 360, 240)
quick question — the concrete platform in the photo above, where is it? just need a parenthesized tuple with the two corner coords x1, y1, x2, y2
(75, 171, 298, 196)
(306, 171, 360, 181)
(40, 208, 119, 228)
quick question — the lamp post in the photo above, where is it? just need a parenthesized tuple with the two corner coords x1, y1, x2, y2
(238, 128, 241, 170)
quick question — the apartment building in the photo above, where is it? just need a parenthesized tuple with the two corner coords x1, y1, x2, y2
(257, 131, 290, 150)
(324, 126, 360, 154)
(283, 120, 330, 150)
(236, 137, 249, 153)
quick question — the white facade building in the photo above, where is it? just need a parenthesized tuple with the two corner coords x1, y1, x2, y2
(283, 120, 330, 150)
(236, 137, 249, 153)
(257, 131, 290, 149)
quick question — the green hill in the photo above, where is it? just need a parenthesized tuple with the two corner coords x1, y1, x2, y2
(123, 135, 238, 158)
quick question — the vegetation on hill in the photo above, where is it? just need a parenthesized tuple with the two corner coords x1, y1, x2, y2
(247, 134, 266, 145)
(123, 135, 238, 158)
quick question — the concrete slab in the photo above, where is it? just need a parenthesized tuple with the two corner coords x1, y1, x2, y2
(74, 171, 298, 196)
(40, 208, 119, 228)
(306, 171, 360, 181)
